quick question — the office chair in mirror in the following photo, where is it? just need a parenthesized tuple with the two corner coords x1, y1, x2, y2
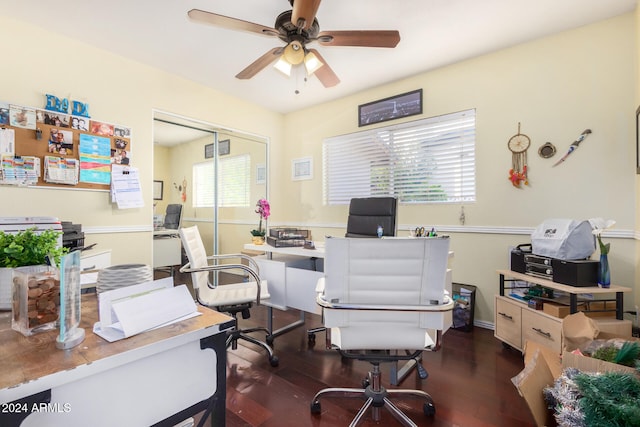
(310, 237, 453, 426)
(307, 196, 398, 342)
(179, 225, 279, 367)
(162, 204, 183, 230)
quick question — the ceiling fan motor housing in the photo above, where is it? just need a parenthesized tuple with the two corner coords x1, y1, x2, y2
(275, 10, 319, 46)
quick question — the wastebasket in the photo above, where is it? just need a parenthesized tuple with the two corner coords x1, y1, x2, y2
(452, 282, 476, 332)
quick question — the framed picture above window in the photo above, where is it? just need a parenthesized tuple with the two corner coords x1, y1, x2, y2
(204, 139, 231, 159)
(358, 89, 423, 127)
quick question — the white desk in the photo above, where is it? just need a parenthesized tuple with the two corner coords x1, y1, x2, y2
(153, 229, 182, 269)
(0, 295, 234, 427)
(244, 242, 325, 340)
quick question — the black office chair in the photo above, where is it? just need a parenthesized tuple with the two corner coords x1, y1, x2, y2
(163, 204, 183, 230)
(345, 197, 398, 238)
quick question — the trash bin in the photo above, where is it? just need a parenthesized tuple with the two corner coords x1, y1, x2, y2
(452, 282, 476, 332)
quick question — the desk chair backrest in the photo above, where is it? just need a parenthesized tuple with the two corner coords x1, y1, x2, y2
(179, 225, 209, 291)
(345, 197, 397, 238)
(322, 237, 450, 350)
(164, 204, 183, 230)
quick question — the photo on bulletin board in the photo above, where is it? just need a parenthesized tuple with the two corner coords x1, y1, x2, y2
(9, 105, 36, 129)
(48, 129, 73, 155)
(70, 116, 89, 131)
(90, 120, 114, 137)
(0, 103, 9, 125)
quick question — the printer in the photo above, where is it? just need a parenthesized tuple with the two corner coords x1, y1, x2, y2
(511, 219, 599, 287)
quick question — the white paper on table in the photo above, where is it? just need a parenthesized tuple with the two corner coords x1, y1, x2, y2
(93, 279, 200, 342)
(98, 277, 174, 327)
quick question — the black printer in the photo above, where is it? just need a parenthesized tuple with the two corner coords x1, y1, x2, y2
(510, 243, 598, 287)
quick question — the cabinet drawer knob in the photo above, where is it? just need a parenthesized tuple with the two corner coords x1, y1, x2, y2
(532, 327, 551, 338)
(498, 312, 513, 320)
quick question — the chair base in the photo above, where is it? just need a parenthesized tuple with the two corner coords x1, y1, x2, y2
(227, 326, 279, 367)
(310, 363, 435, 427)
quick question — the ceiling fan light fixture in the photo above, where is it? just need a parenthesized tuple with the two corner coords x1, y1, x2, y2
(283, 41, 305, 65)
(303, 51, 323, 75)
(273, 56, 292, 76)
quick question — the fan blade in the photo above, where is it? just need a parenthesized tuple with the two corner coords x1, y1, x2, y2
(291, 0, 322, 30)
(317, 30, 400, 48)
(188, 9, 279, 37)
(307, 49, 339, 87)
(235, 47, 283, 80)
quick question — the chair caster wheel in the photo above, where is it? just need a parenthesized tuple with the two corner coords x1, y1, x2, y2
(269, 355, 279, 367)
(423, 400, 436, 416)
(417, 364, 429, 380)
(310, 400, 321, 414)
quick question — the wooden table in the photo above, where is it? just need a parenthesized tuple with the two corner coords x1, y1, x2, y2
(0, 294, 235, 427)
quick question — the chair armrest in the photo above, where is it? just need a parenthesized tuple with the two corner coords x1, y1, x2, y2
(316, 294, 454, 312)
(315, 277, 325, 293)
(179, 257, 264, 305)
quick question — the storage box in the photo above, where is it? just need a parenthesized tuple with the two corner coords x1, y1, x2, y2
(542, 300, 618, 319)
(268, 228, 310, 240)
(513, 312, 638, 426)
(266, 236, 307, 247)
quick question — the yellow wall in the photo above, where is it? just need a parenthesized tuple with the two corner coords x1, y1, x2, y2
(0, 14, 283, 267)
(277, 14, 638, 324)
(1, 12, 638, 325)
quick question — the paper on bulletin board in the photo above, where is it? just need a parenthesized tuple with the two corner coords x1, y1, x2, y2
(79, 133, 111, 184)
(0, 128, 15, 155)
(111, 164, 144, 209)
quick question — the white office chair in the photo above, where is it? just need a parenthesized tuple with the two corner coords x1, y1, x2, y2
(310, 237, 453, 427)
(179, 225, 279, 367)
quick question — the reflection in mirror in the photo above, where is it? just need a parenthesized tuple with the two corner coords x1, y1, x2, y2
(152, 111, 268, 267)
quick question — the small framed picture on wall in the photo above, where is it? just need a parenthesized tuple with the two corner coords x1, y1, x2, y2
(292, 157, 313, 181)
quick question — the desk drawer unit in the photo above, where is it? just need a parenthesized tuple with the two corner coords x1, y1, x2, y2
(521, 309, 562, 353)
(80, 250, 111, 271)
(495, 296, 522, 350)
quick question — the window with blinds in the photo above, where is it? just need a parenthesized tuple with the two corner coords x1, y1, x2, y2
(192, 154, 250, 208)
(323, 109, 476, 205)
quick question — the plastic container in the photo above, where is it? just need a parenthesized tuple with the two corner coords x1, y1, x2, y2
(12, 265, 60, 336)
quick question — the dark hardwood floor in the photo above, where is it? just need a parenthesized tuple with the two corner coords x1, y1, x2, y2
(161, 270, 535, 426)
(203, 305, 536, 427)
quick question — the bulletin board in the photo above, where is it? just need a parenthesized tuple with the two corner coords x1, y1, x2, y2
(0, 103, 132, 191)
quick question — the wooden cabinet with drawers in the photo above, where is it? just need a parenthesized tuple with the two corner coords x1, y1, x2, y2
(494, 269, 632, 353)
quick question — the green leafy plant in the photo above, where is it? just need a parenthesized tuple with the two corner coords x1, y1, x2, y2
(0, 228, 68, 268)
(591, 341, 640, 367)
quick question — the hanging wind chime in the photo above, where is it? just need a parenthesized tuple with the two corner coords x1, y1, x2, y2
(507, 122, 530, 188)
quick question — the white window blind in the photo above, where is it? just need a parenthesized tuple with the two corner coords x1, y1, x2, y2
(323, 109, 476, 205)
(192, 154, 250, 208)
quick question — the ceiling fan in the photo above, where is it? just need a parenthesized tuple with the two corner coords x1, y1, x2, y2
(187, 0, 400, 88)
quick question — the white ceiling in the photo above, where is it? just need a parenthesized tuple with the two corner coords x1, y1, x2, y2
(1, 0, 636, 115)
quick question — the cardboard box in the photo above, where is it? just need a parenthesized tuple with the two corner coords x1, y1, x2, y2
(513, 312, 638, 426)
(542, 300, 617, 319)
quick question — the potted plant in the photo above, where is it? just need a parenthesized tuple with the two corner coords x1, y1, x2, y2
(0, 228, 67, 335)
(0, 227, 67, 269)
(250, 198, 270, 245)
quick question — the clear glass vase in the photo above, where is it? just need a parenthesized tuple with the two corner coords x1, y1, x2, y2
(598, 254, 610, 288)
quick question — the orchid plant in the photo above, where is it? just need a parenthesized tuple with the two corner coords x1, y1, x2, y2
(251, 198, 270, 237)
(589, 218, 616, 255)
